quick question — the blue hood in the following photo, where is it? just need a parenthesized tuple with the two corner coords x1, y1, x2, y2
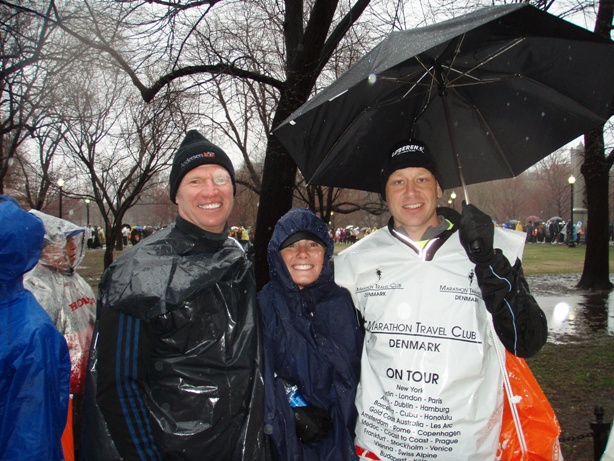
(266, 207, 334, 292)
(0, 196, 45, 296)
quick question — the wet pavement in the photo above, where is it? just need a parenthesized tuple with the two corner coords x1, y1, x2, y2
(527, 273, 614, 342)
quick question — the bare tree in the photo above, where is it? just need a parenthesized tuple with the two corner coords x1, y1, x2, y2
(534, 147, 575, 219)
(20, 122, 69, 211)
(59, 69, 190, 268)
(0, 0, 81, 194)
(578, 0, 613, 290)
(26, 0, 374, 287)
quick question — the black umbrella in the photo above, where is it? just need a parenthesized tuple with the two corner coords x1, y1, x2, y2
(274, 4, 614, 196)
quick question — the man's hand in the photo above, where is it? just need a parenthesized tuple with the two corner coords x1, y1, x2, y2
(459, 201, 495, 265)
(292, 406, 333, 443)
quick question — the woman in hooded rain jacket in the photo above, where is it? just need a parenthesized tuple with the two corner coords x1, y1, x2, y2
(258, 208, 363, 461)
(0, 195, 70, 460)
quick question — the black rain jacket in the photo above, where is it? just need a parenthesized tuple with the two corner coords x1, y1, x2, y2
(80, 217, 268, 460)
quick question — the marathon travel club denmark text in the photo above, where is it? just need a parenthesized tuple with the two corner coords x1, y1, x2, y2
(356, 282, 485, 459)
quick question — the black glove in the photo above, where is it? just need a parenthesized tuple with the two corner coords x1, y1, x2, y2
(459, 201, 495, 265)
(292, 406, 333, 443)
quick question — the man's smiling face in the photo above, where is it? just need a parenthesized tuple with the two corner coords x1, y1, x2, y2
(176, 164, 234, 233)
(385, 166, 442, 241)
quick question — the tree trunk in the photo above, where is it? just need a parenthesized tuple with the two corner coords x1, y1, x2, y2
(577, 0, 614, 290)
(254, 131, 297, 289)
(103, 225, 120, 271)
(577, 127, 612, 290)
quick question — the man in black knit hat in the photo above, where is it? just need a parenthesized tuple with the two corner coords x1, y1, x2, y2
(335, 138, 547, 460)
(81, 130, 269, 460)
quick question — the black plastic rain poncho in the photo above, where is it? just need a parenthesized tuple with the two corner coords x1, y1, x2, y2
(81, 216, 268, 460)
(258, 208, 363, 461)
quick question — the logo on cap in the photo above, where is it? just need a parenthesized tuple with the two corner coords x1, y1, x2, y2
(181, 152, 216, 168)
(391, 143, 425, 158)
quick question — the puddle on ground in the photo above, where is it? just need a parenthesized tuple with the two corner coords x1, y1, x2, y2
(527, 273, 614, 342)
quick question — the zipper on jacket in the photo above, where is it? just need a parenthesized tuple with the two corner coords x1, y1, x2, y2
(391, 228, 441, 261)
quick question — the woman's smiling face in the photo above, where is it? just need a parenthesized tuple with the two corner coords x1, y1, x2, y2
(280, 239, 325, 289)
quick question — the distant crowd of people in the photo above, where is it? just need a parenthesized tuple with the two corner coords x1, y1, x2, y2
(507, 219, 584, 245)
(332, 226, 376, 244)
(85, 225, 105, 249)
(229, 225, 255, 243)
(119, 224, 160, 247)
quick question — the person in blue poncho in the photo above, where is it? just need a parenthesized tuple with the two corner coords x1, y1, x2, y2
(0, 195, 71, 460)
(258, 207, 363, 461)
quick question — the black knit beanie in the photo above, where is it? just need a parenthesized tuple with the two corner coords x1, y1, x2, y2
(380, 138, 442, 201)
(169, 130, 236, 203)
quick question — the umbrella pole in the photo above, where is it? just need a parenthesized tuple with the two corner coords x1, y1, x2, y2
(441, 92, 486, 255)
(441, 94, 470, 203)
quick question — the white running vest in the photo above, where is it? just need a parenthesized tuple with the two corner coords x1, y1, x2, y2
(335, 227, 525, 461)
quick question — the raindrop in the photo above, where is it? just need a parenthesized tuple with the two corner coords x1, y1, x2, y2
(368, 73, 377, 84)
(541, 112, 546, 117)
(525, 136, 530, 142)
(289, 120, 296, 126)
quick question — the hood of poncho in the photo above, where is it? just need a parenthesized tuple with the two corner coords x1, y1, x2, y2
(0, 196, 45, 288)
(29, 209, 86, 274)
(266, 207, 334, 292)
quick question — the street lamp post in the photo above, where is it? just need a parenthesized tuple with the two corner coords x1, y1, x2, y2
(85, 198, 90, 227)
(567, 175, 576, 248)
(57, 178, 65, 219)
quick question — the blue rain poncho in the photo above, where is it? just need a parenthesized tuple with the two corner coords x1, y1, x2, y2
(258, 208, 363, 461)
(0, 196, 70, 460)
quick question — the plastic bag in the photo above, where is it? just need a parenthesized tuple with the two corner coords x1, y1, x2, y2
(498, 351, 563, 461)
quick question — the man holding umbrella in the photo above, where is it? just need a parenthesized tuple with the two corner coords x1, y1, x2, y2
(334, 139, 547, 460)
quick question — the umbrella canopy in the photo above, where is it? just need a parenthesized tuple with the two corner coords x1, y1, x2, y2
(274, 4, 614, 193)
(549, 216, 563, 221)
(526, 215, 542, 223)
